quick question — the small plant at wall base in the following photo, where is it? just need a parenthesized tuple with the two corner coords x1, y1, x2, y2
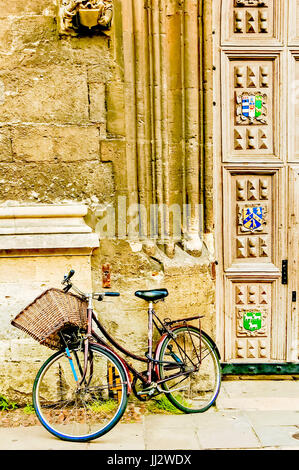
(23, 404, 35, 415)
(146, 396, 184, 415)
(0, 395, 18, 411)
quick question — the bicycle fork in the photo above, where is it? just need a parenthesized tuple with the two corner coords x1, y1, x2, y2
(65, 347, 79, 383)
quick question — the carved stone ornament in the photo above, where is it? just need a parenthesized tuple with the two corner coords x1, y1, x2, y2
(58, 0, 113, 36)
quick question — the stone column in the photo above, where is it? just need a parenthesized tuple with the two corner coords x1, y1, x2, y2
(119, 0, 204, 257)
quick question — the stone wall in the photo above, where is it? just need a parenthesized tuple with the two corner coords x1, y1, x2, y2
(0, 0, 114, 206)
(0, 0, 216, 399)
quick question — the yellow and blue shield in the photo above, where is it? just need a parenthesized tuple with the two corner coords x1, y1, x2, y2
(242, 206, 263, 231)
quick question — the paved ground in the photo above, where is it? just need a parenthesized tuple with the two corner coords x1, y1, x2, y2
(1, 379, 299, 450)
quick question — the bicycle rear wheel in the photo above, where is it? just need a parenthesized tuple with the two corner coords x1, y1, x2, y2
(158, 327, 221, 413)
(33, 344, 128, 442)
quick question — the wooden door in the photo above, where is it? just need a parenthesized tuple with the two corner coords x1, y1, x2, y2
(215, 0, 299, 366)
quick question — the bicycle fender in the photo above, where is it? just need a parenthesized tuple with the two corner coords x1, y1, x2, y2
(91, 342, 132, 395)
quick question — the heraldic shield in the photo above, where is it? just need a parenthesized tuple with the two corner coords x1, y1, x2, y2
(243, 312, 262, 333)
(242, 206, 263, 231)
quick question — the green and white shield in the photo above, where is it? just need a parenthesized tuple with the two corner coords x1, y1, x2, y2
(243, 312, 262, 332)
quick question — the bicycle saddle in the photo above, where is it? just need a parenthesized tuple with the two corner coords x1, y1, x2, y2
(134, 289, 169, 302)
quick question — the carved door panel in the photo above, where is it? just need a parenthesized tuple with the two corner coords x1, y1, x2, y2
(221, 52, 282, 163)
(221, 0, 283, 45)
(217, 0, 298, 364)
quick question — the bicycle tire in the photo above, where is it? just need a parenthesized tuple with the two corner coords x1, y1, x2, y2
(158, 326, 221, 413)
(32, 344, 128, 442)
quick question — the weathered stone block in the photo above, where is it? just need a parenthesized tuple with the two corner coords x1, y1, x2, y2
(87, 62, 112, 83)
(0, 0, 56, 16)
(69, 38, 112, 67)
(100, 140, 127, 192)
(0, 19, 13, 54)
(106, 81, 125, 136)
(88, 83, 106, 123)
(11, 16, 57, 53)
(0, 33, 111, 71)
(0, 65, 89, 124)
(12, 128, 54, 163)
(12, 126, 100, 162)
(5, 340, 50, 363)
(0, 161, 114, 204)
(100, 139, 125, 162)
(0, 128, 12, 162)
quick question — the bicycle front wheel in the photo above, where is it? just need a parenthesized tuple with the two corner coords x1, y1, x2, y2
(33, 344, 128, 442)
(158, 327, 221, 413)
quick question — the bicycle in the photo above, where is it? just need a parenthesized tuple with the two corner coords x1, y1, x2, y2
(32, 269, 221, 442)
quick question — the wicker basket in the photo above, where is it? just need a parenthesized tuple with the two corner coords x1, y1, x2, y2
(11, 288, 88, 350)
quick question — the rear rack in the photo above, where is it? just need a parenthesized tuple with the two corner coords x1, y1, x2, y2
(164, 315, 204, 326)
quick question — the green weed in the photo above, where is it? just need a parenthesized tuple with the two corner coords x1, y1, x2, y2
(23, 404, 35, 414)
(87, 399, 118, 413)
(0, 395, 18, 411)
(146, 395, 183, 414)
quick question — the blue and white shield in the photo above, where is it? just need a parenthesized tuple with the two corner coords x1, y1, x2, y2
(242, 207, 263, 231)
(241, 94, 249, 118)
